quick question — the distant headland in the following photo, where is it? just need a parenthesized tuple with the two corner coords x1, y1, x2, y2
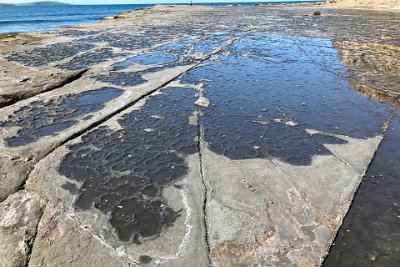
(0, 1, 70, 6)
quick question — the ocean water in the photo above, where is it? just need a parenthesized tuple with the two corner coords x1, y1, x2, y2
(0, 1, 321, 34)
(0, 4, 153, 34)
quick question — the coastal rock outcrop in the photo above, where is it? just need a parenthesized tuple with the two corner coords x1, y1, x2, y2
(0, 4, 398, 267)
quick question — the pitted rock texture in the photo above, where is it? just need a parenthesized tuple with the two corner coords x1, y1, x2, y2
(79, 27, 189, 51)
(0, 87, 123, 147)
(96, 71, 148, 87)
(116, 51, 177, 67)
(156, 40, 195, 55)
(58, 87, 198, 243)
(55, 29, 99, 37)
(6, 42, 93, 67)
(190, 35, 230, 55)
(80, 32, 157, 50)
(56, 47, 121, 71)
(97, 65, 184, 87)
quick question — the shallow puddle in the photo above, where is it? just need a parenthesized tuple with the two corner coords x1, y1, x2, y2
(180, 34, 390, 164)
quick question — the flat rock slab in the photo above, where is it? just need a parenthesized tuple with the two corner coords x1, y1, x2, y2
(0, 25, 234, 201)
(324, 113, 400, 267)
(26, 32, 389, 266)
(27, 86, 209, 266)
(176, 33, 388, 266)
(0, 4, 399, 267)
(0, 63, 197, 202)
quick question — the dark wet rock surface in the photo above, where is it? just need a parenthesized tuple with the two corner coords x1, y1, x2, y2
(180, 34, 389, 164)
(54, 29, 100, 38)
(311, 133, 349, 145)
(190, 35, 230, 55)
(6, 42, 94, 67)
(116, 51, 177, 66)
(0, 87, 122, 147)
(139, 255, 152, 264)
(79, 30, 179, 51)
(59, 87, 198, 243)
(156, 40, 195, 55)
(324, 113, 400, 267)
(97, 65, 184, 87)
(0, 5, 399, 266)
(248, 8, 399, 45)
(56, 47, 121, 71)
(96, 71, 148, 87)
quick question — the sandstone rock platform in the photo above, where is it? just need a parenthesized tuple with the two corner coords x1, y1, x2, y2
(0, 5, 399, 267)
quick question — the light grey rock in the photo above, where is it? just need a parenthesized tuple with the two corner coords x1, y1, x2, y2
(203, 134, 380, 266)
(0, 191, 46, 267)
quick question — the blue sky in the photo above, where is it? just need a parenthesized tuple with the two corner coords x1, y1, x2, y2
(1, 0, 295, 4)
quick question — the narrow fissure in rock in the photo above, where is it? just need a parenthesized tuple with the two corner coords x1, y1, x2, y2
(24, 206, 46, 267)
(18, 65, 201, 197)
(196, 107, 211, 266)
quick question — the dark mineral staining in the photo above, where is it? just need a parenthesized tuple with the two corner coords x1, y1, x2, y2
(59, 87, 198, 243)
(190, 35, 229, 55)
(62, 182, 79, 194)
(156, 40, 195, 55)
(98, 65, 184, 87)
(311, 134, 348, 145)
(80, 30, 177, 51)
(111, 40, 204, 71)
(155, 37, 226, 61)
(204, 33, 231, 42)
(96, 71, 148, 87)
(113, 52, 177, 68)
(0, 87, 123, 147)
(139, 255, 152, 264)
(6, 42, 93, 67)
(56, 29, 99, 38)
(57, 48, 121, 70)
(180, 34, 389, 165)
(112, 58, 136, 71)
(204, 116, 334, 165)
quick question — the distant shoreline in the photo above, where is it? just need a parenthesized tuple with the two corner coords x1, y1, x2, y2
(1, 1, 398, 36)
(0, 1, 325, 35)
(0, 4, 153, 34)
(0, 1, 70, 6)
(0, 1, 325, 7)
